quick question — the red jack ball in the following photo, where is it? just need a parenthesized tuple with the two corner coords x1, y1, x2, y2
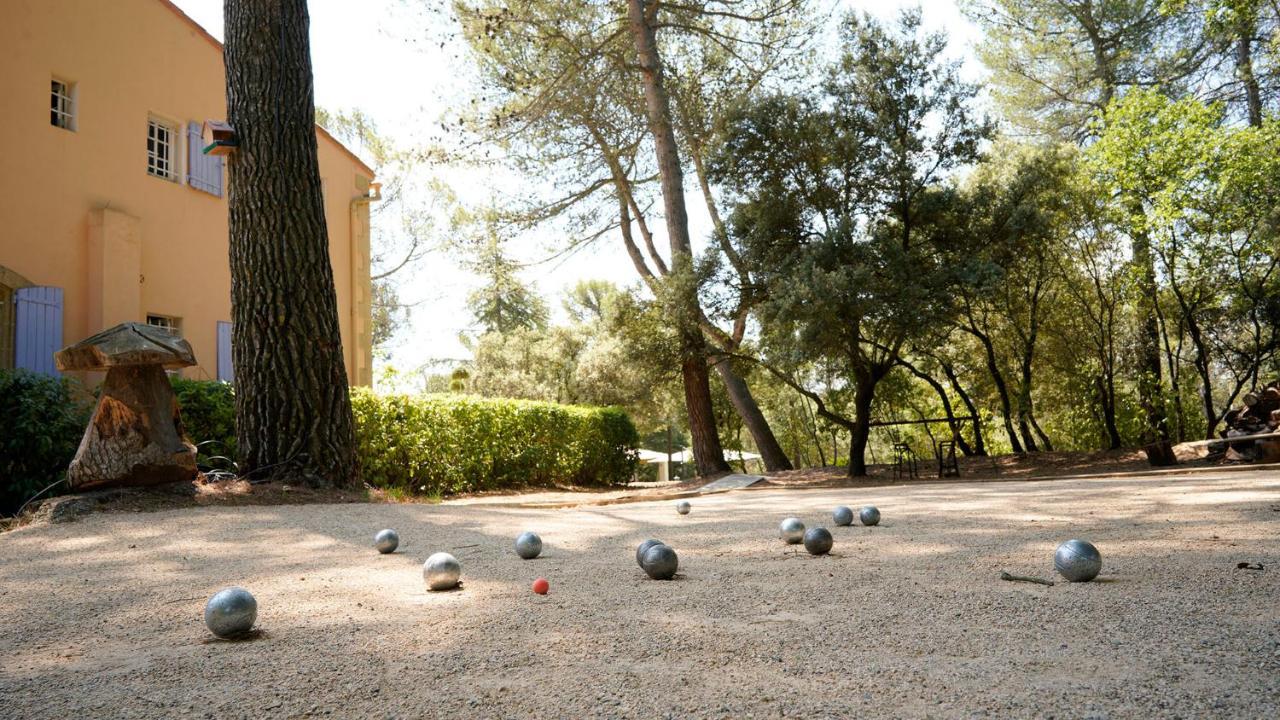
(532, 578, 549, 595)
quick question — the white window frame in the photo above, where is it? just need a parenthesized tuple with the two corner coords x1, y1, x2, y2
(146, 313, 182, 337)
(51, 78, 76, 131)
(146, 116, 180, 182)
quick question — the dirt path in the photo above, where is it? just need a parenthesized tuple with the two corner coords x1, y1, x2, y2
(2, 470, 1278, 718)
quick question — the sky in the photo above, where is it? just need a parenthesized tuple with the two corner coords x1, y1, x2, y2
(170, 0, 984, 382)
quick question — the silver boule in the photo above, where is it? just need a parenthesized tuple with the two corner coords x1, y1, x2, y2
(636, 539, 664, 567)
(641, 544, 679, 580)
(676, 500, 691, 515)
(1054, 539, 1102, 582)
(803, 527, 833, 555)
(514, 531, 543, 559)
(859, 506, 881, 526)
(779, 517, 805, 544)
(423, 552, 462, 591)
(204, 587, 257, 639)
(374, 528, 399, 554)
(832, 506, 854, 526)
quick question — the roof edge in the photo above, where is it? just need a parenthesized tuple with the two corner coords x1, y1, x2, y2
(158, 0, 377, 179)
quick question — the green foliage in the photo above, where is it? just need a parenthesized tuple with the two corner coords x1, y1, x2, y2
(458, 213, 549, 335)
(170, 378, 237, 470)
(350, 389, 639, 495)
(0, 370, 90, 515)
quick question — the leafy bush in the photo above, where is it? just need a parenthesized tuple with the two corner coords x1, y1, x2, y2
(171, 378, 237, 469)
(350, 389, 640, 496)
(1, 375, 638, 512)
(0, 370, 91, 515)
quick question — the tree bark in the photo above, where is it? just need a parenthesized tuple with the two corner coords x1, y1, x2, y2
(1131, 221, 1169, 443)
(939, 359, 986, 455)
(223, 0, 359, 488)
(1236, 26, 1263, 128)
(847, 372, 877, 477)
(963, 324, 1024, 453)
(66, 365, 197, 490)
(626, 0, 728, 476)
(714, 359, 793, 470)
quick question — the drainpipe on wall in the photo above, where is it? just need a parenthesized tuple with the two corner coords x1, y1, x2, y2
(350, 182, 381, 387)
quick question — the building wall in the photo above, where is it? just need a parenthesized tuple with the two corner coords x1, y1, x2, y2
(0, 0, 374, 386)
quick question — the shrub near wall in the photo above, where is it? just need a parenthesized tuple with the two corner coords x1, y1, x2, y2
(0, 370, 90, 515)
(171, 378, 237, 467)
(350, 389, 640, 496)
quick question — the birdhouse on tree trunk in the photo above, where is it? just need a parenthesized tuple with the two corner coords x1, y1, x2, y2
(201, 119, 238, 156)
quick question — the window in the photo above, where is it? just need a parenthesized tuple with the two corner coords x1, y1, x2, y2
(51, 79, 75, 130)
(147, 118, 177, 180)
(146, 314, 181, 337)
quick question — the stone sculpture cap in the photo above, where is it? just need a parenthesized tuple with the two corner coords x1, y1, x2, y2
(55, 322, 197, 371)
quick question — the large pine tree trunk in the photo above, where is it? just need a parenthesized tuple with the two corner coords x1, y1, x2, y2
(626, 0, 728, 476)
(222, 0, 359, 488)
(713, 359, 793, 471)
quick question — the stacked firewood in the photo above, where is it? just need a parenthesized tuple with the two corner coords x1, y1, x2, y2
(1219, 384, 1280, 463)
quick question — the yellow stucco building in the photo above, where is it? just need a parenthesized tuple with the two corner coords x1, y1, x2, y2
(0, 0, 375, 386)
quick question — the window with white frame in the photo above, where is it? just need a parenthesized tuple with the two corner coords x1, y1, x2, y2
(51, 79, 75, 130)
(147, 118, 178, 180)
(146, 314, 182, 337)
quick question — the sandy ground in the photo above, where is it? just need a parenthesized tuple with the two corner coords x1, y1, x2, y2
(2, 471, 1278, 719)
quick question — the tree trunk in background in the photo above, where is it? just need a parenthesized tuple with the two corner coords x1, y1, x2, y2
(940, 360, 986, 456)
(898, 357, 973, 456)
(847, 375, 876, 477)
(626, 0, 728, 476)
(714, 360, 793, 470)
(1094, 375, 1123, 449)
(1131, 224, 1169, 444)
(1237, 27, 1263, 128)
(966, 326, 1024, 453)
(222, 0, 358, 488)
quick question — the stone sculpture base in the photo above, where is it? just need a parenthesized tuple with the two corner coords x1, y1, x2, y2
(66, 365, 197, 490)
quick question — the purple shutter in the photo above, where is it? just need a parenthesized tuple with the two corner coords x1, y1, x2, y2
(216, 321, 233, 382)
(187, 121, 223, 197)
(14, 286, 62, 377)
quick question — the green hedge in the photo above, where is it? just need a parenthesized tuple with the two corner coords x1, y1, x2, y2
(171, 378, 237, 469)
(0, 370, 91, 515)
(350, 389, 639, 495)
(1, 376, 638, 515)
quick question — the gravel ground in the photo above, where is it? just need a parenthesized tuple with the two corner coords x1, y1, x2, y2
(2, 470, 1278, 719)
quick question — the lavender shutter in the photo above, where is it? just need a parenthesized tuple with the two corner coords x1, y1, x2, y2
(14, 286, 63, 377)
(216, 321, 234, 382)
(187, 121, 223, 197)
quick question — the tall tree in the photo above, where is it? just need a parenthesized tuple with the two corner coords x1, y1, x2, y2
(452, 0, 806, 475)
(625, 0, 729, 474)
(222, 0, 358, 487)
(714, 10, 994, 475)
(964, 0, 1210, 139)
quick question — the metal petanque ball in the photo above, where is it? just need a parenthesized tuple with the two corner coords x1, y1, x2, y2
(803, 527, 833, 556)
(374, 529, 399, 554)
(832, 506, 854, 526)
(423, 552, 462, 591)
(514, 531, 543, 559)
(676, 500, 691, 515)
(636, 539, 665, 567)
(859, 506, 881, 526)
(641, 544, 679, 580)
(204, 587, 257, 639)
(779, 517, 806, 544)
(1054, 539, 1102, 582)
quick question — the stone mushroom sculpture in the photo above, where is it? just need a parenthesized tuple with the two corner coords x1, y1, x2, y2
(55, 322, 199, 490)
